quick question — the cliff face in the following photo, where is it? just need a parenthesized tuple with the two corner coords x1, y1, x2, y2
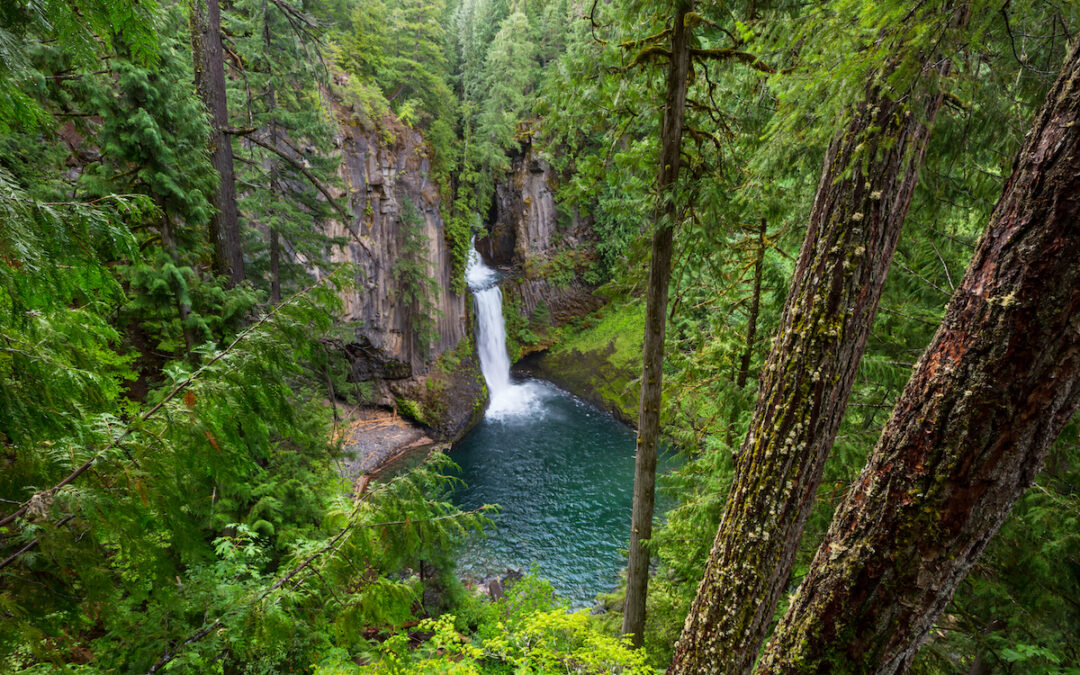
(478, 148, 559, 265)
(478, 145, 602, 362)
(326, 121, 466, 372)
(323, 104, 485, 442)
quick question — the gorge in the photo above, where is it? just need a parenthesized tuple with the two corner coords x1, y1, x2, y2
(4, 1, 1079, 671)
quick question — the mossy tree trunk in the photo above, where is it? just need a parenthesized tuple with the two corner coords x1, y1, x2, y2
(667, 7, 967, 672)
(622, 0, 693, 647)
(756, 39, 1080, 674)
(190, 0, 245, 287)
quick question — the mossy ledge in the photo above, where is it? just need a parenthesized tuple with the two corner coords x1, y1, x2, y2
(514, 302, 644, 425)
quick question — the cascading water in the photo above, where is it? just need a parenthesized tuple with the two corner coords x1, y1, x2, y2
(455, 240, 676, 605)
(465, 242, 544, 419)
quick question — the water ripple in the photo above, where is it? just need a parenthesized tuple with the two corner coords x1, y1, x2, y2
(451, 379, 675, 606)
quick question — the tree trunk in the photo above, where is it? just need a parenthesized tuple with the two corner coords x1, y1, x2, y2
(756, 39, 1080, 675)
(264, 0, 281, 304)
(667, 8, 966, 672)
(622, 0, 692, 647)
(191, 0, 245, 287)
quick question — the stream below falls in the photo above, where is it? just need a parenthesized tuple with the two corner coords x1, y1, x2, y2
(452, 244, 673, 606)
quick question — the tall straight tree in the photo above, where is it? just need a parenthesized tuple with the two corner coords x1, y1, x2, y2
(190, 0, 245, 286)
(668, 3, 969, 672)
(755, 36, 1080, 674)
(623, 0, 693, 647)
(263, 0, 281, 304)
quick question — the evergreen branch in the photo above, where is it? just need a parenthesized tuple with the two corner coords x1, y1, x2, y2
(268, 0, 323, 44)
(147, 462, 487, 673)
(219, 33, 244, 77)
(879, 305, 941, 328)
(930, 240, 956, 290)
(149, 472, 406, 672)
(618, 13, 721, 52)
(243, 134, 351, 225)
(626, 45, 671, 69)
(586, 0, 608, 46)
(242, 134, 375, 260)
(689, 48, 787, 74)
(683, 125, 726, 154)
(943, 91, 968, 110)
(619, 28, 673, 50)
(0, 515, 74, 570)
(0, 277, 332, 533)
(1000, 1, 1060, 77)
(895, 258, 951, 297)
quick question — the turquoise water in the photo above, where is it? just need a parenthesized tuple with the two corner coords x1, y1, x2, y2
(450, 378, 674, 606)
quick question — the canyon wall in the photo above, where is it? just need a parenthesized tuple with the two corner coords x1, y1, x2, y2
(324, 103, 483, 441)
(478, 145, 602, 362)
(327, 119, 466, 372)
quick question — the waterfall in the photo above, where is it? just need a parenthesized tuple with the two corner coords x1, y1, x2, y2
(465, 241, 543, 419)
(466, 247, 511, 397)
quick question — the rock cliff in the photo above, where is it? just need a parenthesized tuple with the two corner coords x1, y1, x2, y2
(327, 119, 466, 371)
(478, 144, 602, 361)
(324, 101, 483, 442)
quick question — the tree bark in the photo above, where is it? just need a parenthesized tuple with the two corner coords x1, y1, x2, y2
(264, 0, 281, 304)
(756, 39, 1080, 675)
(191, 0, 245, 287)
(667, 7, 967, 672)
(622, 0, 692, 647)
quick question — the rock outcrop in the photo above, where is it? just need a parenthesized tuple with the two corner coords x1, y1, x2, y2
(327, 118, 466, 372)
(322, 93, 484, 442)
(478, 144, 602, 361)
(478, 147, 559, 265)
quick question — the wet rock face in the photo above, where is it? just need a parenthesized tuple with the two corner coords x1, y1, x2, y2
(479, 143, 604, 358)
(386, 344, 487, 442)
(326, 119, 467, 373)
(479, 148, 561, 266)
(343, 336, 411, 382)
(320, 108, 486, 443)
(505, 276, 602, 327)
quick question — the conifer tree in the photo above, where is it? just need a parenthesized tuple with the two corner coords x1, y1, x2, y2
(231, 0, 342, 302)
(380, 0, 453, 120)
(623, 0, 693, 647)
(669, 2, 970, 671)
(190, 0, 245, 286)
(757, 35, 1080, 673)
(473, 7, 537, 211)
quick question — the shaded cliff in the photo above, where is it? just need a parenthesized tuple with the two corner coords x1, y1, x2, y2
(477, 144, 602, 362)
(324, 93, 484, 442)
(327, 118, 466, 370)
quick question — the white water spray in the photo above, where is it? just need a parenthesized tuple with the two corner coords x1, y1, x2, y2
(465, 241, 546, 419)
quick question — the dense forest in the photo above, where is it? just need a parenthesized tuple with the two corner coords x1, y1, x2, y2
(2, 0, 1079, 672)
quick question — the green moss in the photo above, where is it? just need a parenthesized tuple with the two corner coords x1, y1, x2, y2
(396, 397, 427, 426)
(540, 302, 645, 421)
(502, 292, 532, 362)
(550, 302, 643, 366)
